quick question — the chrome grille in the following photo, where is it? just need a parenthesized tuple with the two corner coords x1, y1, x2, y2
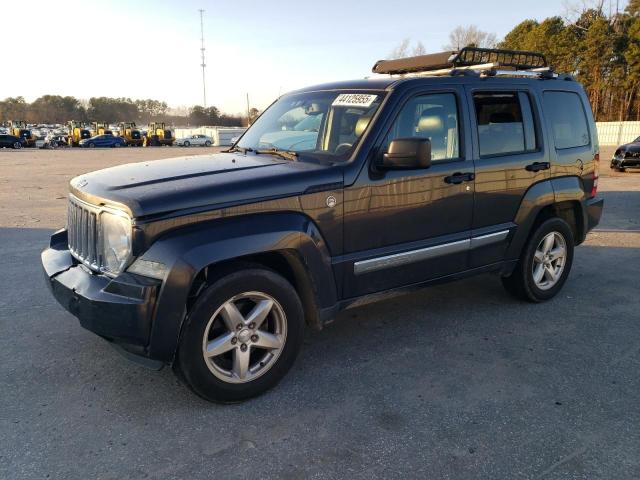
(67, 195, 101, 271)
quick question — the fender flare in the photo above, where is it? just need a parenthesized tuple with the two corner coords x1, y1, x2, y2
(506, 176, 588, 260)
(138, 212, 337, 362)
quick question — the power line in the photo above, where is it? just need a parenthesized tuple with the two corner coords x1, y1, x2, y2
(199, 9, 207, 108)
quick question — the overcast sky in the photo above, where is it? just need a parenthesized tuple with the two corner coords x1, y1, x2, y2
(2, 0, 627, 114)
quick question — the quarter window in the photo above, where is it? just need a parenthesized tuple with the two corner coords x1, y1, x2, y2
(384, 93, 460, 161)
(473, 92, 537, 157)
(543, 91, 590, 149)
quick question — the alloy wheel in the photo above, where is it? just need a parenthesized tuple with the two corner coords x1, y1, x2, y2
(202, 291, 287, 384)
(532, 231, 567, 290)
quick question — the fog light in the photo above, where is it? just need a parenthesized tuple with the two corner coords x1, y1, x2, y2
(127, 259, 167, 279)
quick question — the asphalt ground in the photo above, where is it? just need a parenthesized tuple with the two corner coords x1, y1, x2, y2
(1, 146, 639, 479)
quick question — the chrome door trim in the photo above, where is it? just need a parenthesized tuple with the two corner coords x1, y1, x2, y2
(469, 230, 509, 248)
(353, 230, 510, 275)
(354, 239, 470, 275)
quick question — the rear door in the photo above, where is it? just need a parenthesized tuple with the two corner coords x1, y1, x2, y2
(465, 85, 549, 267)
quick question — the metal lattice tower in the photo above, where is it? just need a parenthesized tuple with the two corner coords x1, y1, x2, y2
(199, 9, 207, 108)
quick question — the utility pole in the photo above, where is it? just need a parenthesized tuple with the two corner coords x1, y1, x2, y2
(246, 93, 251, 126)
(199, 9, 207, 108)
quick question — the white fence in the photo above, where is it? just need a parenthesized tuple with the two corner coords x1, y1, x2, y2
(174, 126, 247, 146)
(173, 123, 637, 147)
(596, 122, 640, 146)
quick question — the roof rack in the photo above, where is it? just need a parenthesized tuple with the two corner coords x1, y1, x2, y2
(372, 47, 558, 79)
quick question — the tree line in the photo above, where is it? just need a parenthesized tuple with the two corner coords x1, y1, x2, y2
(0, 95, 246, 127)
(391, 1, 640, 122)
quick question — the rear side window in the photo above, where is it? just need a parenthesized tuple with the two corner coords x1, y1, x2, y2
(543, 91, 590, 149)
(473, 92, 537, 157)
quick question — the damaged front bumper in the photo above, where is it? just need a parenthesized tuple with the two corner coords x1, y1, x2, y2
(41, 229, 163, 364)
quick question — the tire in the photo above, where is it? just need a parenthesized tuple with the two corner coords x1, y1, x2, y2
(501, 217, 574, 302)
(113, 142, 121, 148)
(88, 142, 95, 148)
(12, 142, 22, 149)
(176, 267, 304, 403)
(205, 140, 212, 147)
(184, 141, 190, 147)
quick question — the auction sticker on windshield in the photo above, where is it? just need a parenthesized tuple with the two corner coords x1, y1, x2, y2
(332, 94, 378, 108)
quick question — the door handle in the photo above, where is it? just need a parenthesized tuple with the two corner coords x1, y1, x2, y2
(525, 161, 550, 172)
(444, 172, 475, 184)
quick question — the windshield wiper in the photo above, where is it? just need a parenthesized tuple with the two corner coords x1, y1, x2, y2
(225, 145, 254, 154)
(255, 148, 298, 162)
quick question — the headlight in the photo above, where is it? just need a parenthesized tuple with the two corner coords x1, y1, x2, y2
(100, 210, 132, 275)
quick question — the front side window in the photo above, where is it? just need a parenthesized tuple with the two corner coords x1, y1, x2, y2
(474, 92, 537, 157)
(383, 93, 460, 161)
(238, 91, 385, 161)
(543, 91, 590, 149)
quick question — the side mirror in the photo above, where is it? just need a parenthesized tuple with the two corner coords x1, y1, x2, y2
(381, 138, 432, 169)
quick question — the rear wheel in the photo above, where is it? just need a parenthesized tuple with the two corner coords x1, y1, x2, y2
(205, 140, 212, 147)
(176, 267, 304, 403)
(12, 141, 22, 149)
(502, 217, 574, 302)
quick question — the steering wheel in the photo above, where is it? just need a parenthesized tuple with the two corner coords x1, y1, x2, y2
(334, 143, 353, 155)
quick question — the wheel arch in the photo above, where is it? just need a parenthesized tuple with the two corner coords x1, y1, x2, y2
(139, 212, 337, 362)
(506, 177, 588, 261)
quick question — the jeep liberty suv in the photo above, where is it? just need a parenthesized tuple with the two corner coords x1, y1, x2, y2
(42, 48, 604, 402)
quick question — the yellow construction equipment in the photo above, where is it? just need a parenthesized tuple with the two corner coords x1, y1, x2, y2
(117, 122, 143, 147)
(66, 121, 92, 146)
(144, 122, 175, 146)
(90, 122, 113, 137)
(7, 120, 36, 147)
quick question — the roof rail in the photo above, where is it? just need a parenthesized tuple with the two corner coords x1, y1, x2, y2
(372, 47, 557, 79)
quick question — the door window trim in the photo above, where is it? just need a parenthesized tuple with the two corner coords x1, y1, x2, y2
(471, 89, 542, 159)
(372, 88, 467, 167)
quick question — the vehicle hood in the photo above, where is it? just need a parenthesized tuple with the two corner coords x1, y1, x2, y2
(620, 142, 640, 153)
(70, 152, 342, 219)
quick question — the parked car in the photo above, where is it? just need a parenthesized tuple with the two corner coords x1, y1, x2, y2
(79, 134, 127, 148)
(611, 136, 640, 172)
(0, 134, 26, 149)
(176, 134, 213, 147)
(42, 48, 603, 403)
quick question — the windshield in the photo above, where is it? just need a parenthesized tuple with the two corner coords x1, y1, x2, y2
(238, 90, 385, 161)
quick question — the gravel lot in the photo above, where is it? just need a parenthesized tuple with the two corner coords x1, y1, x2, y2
(1, 146, 639, 479)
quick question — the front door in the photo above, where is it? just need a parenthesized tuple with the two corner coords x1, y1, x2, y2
(341, 88, 475, 298)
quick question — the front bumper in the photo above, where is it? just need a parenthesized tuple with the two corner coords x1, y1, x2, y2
(611, 157, 640, 169)
(42, 229, 161, 358)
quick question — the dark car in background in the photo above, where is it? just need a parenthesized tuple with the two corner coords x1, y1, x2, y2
(611, 136, 640, 171)
(0, 134, 26, 149)
(79, 134, 127, 148)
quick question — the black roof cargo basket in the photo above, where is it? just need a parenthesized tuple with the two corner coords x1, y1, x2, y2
(372, 47, 556, 79)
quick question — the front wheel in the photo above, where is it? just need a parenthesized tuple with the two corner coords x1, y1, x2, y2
(88, 142, 95, 148)
(176, 267, 304, 403)
(502, 217, 574, 302)
(183, 141, 190, 147)
(12, 141, 22, 149)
